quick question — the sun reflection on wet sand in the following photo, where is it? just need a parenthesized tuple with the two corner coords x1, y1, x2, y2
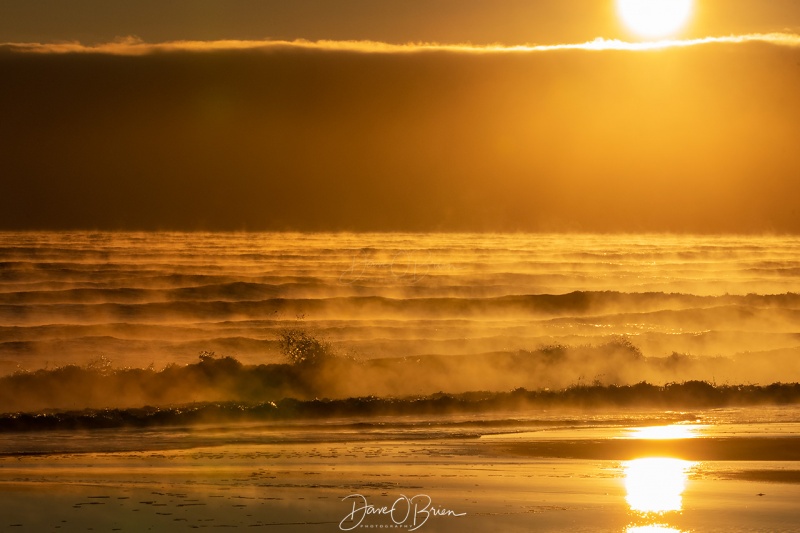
(625, 457, 693, 513)
(624, 456, 695, 533)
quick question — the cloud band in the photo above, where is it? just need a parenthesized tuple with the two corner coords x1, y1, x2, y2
(2, 33, 800, 55)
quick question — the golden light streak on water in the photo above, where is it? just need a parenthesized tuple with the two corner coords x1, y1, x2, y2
(627, 525, 685, 533)
(628, 424, 704, 440)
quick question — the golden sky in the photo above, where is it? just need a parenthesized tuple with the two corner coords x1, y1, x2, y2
(1, 1, 800, 232)
(3, 0, 800, 44)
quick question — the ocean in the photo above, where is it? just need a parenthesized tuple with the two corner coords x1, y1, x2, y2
(2, 231, 798, 373)
(2, 232, 800, 532)
(1, 230, 799, 417)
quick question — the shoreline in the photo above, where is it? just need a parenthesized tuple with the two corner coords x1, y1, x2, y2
(1, 434, 799, 532)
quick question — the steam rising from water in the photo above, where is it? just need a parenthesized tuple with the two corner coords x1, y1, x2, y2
(0, 232, 798, 411)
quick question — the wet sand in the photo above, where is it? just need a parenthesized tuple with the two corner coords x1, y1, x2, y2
(1, 431, 799, 532)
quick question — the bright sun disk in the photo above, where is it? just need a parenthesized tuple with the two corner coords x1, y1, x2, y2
(624, 458, 693, 514)
(617, 0, 694, 39)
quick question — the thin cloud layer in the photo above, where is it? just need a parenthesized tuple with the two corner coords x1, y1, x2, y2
(3, 32, 800, 55)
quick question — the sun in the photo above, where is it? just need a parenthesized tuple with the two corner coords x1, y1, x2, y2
(617, 0, 694, 39)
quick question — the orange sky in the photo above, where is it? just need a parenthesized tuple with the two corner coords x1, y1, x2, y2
(1, 1, 800, 232)
(2, 0, 800, 44)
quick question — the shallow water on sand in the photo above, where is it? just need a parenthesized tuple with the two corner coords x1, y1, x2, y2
(1, 408, 799, 532)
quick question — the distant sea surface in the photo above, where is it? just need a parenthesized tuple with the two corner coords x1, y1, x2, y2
(1, 232, 799, 381)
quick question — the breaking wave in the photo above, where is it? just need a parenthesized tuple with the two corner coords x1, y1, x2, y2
(1, 231, 800, 418)
(2, 380, 799, 434)
(2, 338, 800, 415)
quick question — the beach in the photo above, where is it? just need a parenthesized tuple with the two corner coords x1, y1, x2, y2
(2, 408, 799, 532)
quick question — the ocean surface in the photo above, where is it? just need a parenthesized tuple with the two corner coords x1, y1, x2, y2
(2, 232, 800, 533)
(1, 231, 798, 376)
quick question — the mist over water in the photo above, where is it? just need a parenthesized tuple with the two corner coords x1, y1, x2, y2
(1, 231, 799, 412)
